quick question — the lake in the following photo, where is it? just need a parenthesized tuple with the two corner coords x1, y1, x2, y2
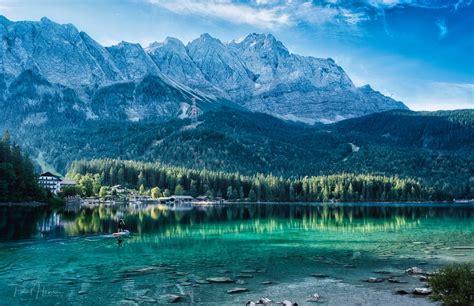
(0, 202, 473, 305)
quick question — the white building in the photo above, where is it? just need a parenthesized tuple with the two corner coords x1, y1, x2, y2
(38, 172, 62, 194)
(158, 196, 194, 206)
(38, 173, 76, 194)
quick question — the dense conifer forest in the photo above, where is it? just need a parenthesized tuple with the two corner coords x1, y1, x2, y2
(0, 131, 45, 202)
(2, 109, 473, 201)
(69, 159, 429, 202)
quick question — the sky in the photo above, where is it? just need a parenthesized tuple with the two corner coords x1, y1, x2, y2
(1, 0, 473, 110)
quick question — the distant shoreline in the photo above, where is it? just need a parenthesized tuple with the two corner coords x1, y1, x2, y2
(0, 201, 47, 207)
(1, 200, 470, 209)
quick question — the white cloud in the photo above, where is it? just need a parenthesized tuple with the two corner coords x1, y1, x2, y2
(148, 0, 290, 29)
(401, 82, 474, 111)
(148, 0, 377, 30)
(436, 19, 448, 39)
(367, 0, 406, 8)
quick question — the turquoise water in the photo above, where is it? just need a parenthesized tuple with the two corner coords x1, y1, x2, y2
(0, 203, 473, 305)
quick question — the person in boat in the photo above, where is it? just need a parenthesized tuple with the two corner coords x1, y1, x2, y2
(118, 218, 126, 232)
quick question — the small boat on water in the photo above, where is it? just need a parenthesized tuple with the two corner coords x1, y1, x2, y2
(112, 230, 130, 237)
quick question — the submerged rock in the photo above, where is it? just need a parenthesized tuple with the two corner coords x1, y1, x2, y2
(206, 277, 234, 283)
(246, 297, 272, 305)
(241, 269, 257, 273)
(413, 288, 432, 295)
(388, 277, 407, 283)
(405, 267, 423, 275)
(395, 289, 410, 295)
(158, 294, 181, 303)
(236, 279, 247, 285)
(365, 277, 384, 283)
(227, 287, 248, 294)
(260, 280, 274, 285)
(307, 293, 320, 302)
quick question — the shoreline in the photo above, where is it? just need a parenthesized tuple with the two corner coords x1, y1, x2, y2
(1, 200, 470, 209)
(0, 201, 47, 207)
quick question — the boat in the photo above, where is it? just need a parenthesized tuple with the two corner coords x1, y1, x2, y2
(112, 230, 130, 237)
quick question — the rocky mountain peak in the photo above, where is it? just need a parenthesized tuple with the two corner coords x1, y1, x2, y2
(0, 16, 408, 124)
(106, 41, 158, 80)
(146, 37, 187, 55)
(232, 33, 289, 57)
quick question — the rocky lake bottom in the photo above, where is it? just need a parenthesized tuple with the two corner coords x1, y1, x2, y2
(0, 202, 473, 305)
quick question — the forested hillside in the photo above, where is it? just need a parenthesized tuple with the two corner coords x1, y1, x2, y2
(333, 109, 474, 151)
(4, 109, 473, 200)
(68, 159, 428, 202)
(0, 131, 45, 202)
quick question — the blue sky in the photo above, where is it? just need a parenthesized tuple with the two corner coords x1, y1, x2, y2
(1, 0, 473, 110)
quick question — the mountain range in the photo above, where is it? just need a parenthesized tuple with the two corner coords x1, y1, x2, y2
(0, 16, 472, 200)
(0, 16, 406, 125)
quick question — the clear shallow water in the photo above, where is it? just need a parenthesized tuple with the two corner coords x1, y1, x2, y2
(0, 203, 473, 305)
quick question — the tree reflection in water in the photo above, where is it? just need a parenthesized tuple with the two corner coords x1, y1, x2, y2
(1, 203, 472, 241)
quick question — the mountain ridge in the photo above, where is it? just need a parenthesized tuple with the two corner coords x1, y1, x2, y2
(0, 15, 408, 124)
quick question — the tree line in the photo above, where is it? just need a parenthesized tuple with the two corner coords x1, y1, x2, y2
(68, 159, 430, 202)
(0, 131, 45, 202)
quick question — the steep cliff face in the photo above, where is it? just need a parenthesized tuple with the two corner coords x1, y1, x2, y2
(106, 42, 159, 80)
(152, 32, 407, 123)
(186, 34, 256, 102)
(0, 17, 124, 87)
(226, 33, 405, 123)
(146, 37, 221, 96)
(0, 16, 408, 126)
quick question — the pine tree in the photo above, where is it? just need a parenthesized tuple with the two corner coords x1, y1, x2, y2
(174, 184, 185, 195)
(226, 186, 233, 200)
(248, 189, 257, 202)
